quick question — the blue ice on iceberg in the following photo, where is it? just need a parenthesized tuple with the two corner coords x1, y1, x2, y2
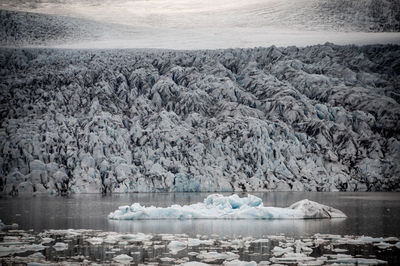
(108, 194, 346, 220)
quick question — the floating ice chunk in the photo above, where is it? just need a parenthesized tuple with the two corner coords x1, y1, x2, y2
(279, 252, 315, 262)
(53, 242, 68, 251)
(223, 259, 257, 266)
(374, 242, 393, 249)
(0, 243, 46, 257)
(251, 239, 269, 243)
(108, 194, 346, 220)
(27, 244, 47, 251)
(332, 248, 347, 252)
(113, 254, 133, 263)
(119, 233, 152, 242)
(272, 246, 294, 257)
(188, 252, 199, 256)
(28, 252, 46, 259)
(46, 229, 93, 238)
(328, 257, 387, 265)
(197, 251, 239, 262)
(180, 262, 210, 266)
(86, 237, 103, 245)
(27, 263, 49, 266)
(188, 238, 202, 247)
(289, 199, 346, 218)
(336, 236, 385, 245)
(160, 257, 175, 262)
(168, 240, 187, 254)
(384, 237, 399, 242)
(40, 237, 54, 244)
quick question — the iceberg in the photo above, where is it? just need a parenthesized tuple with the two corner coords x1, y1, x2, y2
(108, 194, 346, 220)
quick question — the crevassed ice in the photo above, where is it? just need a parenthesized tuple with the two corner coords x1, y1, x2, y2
(108, 194, 346, 220)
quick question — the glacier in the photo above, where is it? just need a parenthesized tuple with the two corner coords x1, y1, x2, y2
(108, 194, 347, 220)
(0, 44, 399, 194)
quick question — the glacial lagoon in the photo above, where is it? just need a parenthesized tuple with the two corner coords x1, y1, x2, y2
(1, 192, 400, 265)
(1, 192, 399, 237)
(0, 192, 400, 266)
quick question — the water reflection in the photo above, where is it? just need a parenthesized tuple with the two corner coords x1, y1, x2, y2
(108, 218, 345, 237)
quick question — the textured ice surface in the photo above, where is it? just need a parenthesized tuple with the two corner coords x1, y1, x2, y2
(108, 194, 346, 220)
(0, 45, 399, 193)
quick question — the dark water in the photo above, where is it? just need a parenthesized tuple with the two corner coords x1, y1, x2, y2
(1, 192, 399, 237)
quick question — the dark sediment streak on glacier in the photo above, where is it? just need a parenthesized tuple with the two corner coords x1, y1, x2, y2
(0, 44, 399, 194)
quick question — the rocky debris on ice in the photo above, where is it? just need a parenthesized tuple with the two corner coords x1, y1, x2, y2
(108, 194, 346, 220)
(0, 44, 399, 194)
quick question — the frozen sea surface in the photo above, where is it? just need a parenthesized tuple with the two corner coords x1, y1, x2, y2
(0, 192, 399, 237)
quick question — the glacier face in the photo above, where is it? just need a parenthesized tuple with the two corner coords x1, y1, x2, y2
(0, 44, 399, 194)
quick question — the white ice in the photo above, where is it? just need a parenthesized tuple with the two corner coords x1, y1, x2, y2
(108, 194, 346, 220)
(223, 260, 257, 266)
(52, 242, 68, 251)
(167, 240, 187, 254)
(113, 254, 133, 263)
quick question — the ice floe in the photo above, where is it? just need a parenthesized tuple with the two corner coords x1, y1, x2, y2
(168, 240, 187, 254)
(0, 229, 397, 265)
(52, 242, 68, 251)
(113, 254, 133, 263)
(108, 194, 346, 220)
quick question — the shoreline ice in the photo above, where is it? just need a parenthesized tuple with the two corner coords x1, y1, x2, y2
(108, 194, 346, 220)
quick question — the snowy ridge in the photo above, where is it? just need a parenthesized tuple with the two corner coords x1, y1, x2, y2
(108, 194, 347, 220)
(0, 44, 399, 194)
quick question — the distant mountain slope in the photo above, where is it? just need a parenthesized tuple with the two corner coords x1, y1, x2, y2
(311, 0, 400, 32)
(1, 0, 400, 32)
(0, 45, 399, 194)
(1, 0, 400, 49)
(0, 9, 135, 47)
